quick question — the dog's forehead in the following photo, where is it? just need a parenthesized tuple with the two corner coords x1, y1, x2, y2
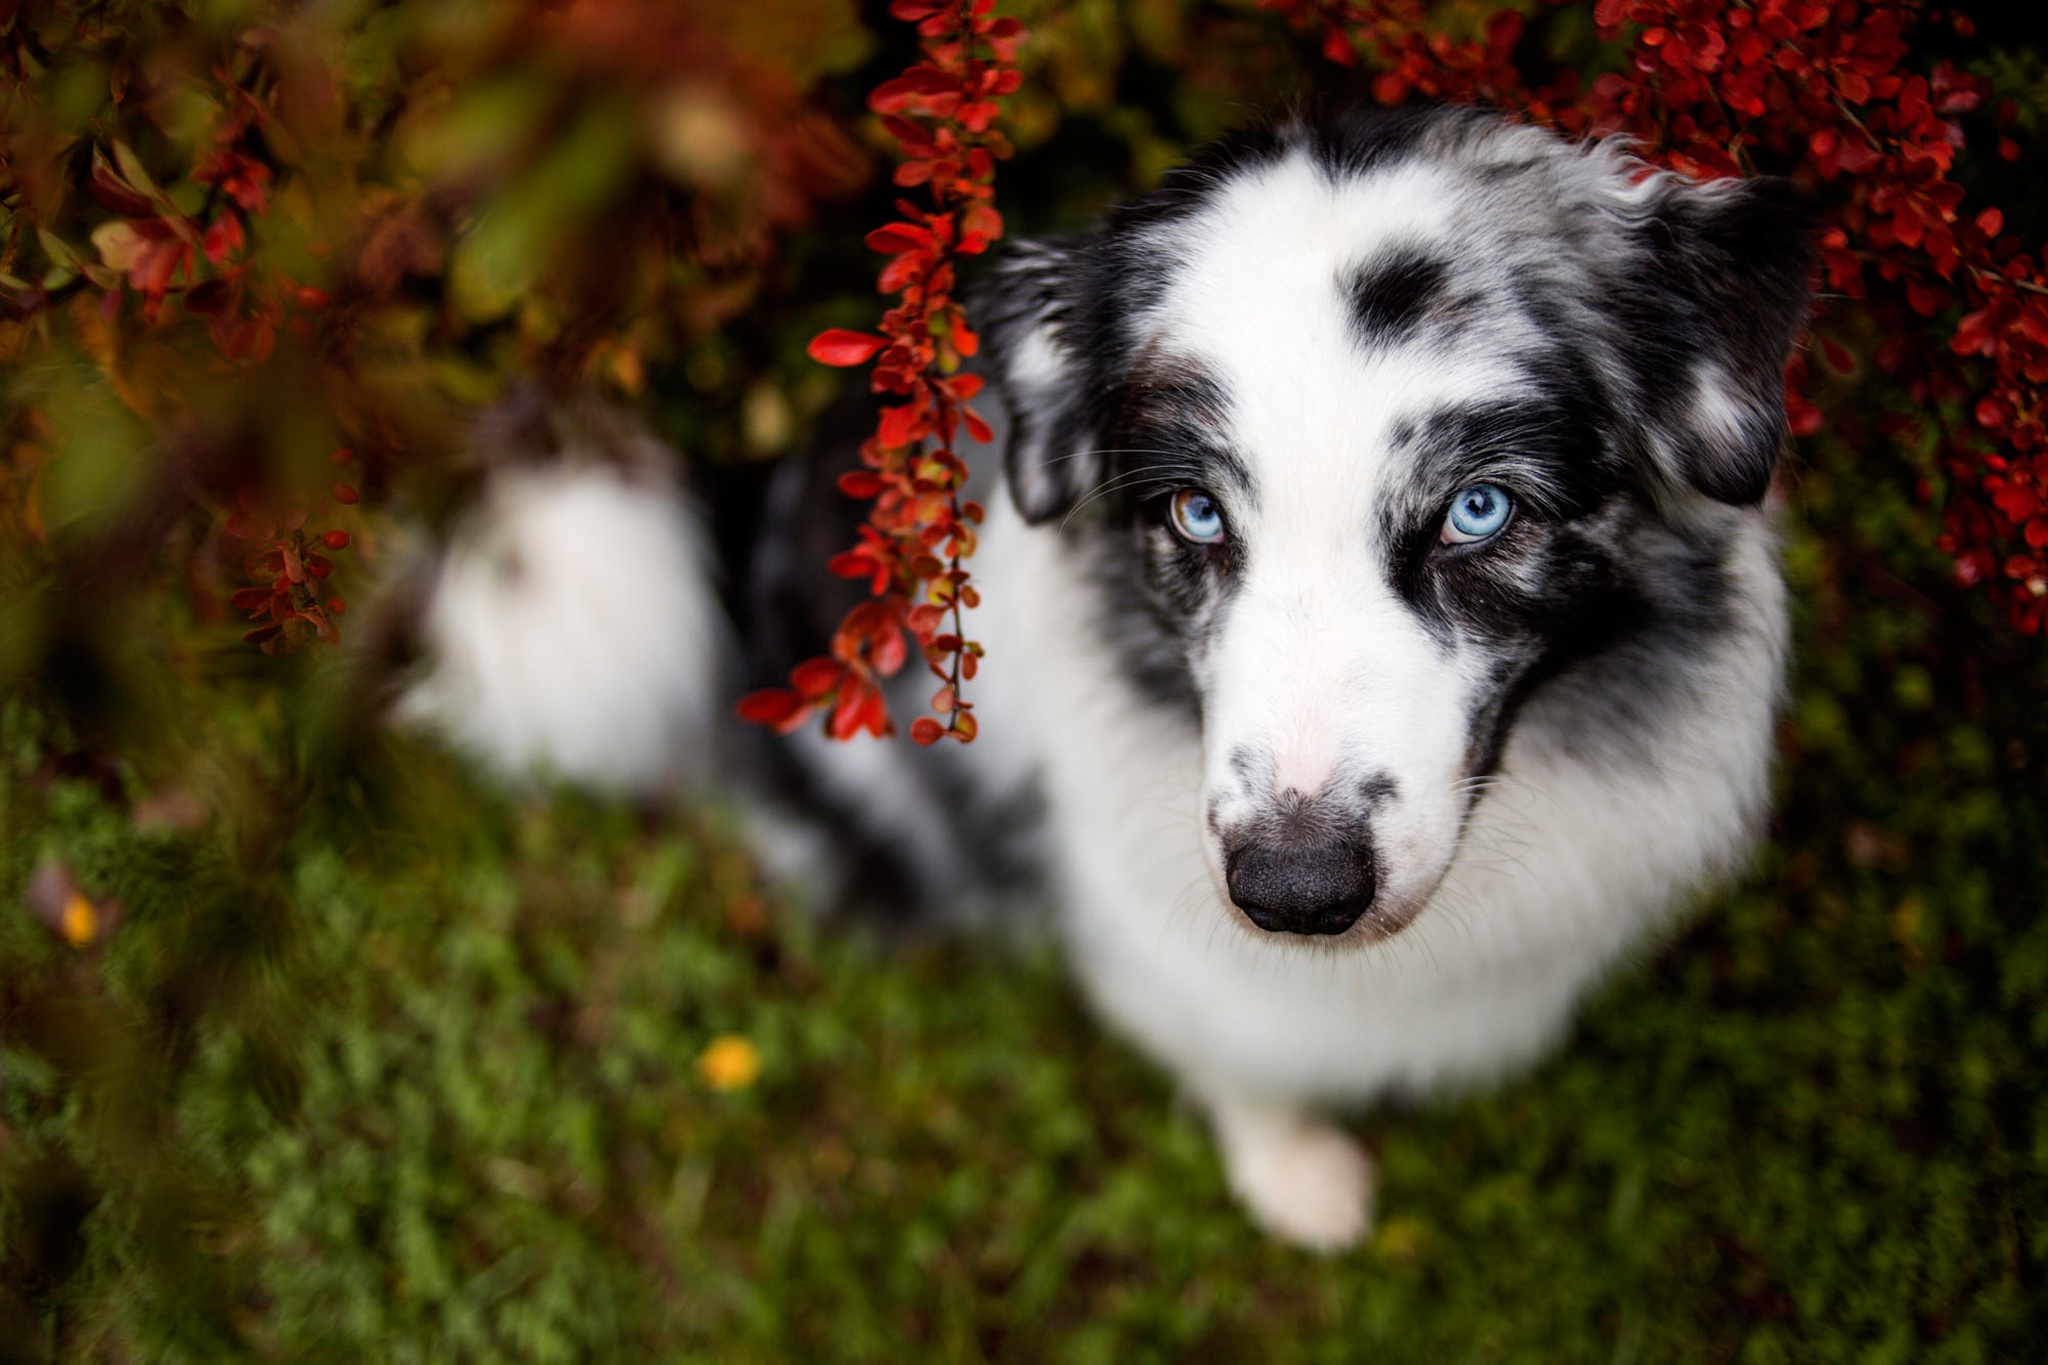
(1132, 149, 1556, 518)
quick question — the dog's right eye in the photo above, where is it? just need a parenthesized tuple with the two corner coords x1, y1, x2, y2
(1167, 488, 1227, 545)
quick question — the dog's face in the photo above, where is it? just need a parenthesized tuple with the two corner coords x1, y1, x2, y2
(981, 110, 1814, 944)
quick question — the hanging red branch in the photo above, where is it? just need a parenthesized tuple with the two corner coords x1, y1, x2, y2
(1265, 0, 2048, 633)
(738, 0, 1023, 742)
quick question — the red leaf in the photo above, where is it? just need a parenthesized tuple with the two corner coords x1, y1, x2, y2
(878, 401, 926, 448)
(791, 657, 845, 700)
(323, 530, 351, 550)
(872, 624, 908, 676)
(1952, 309, 1992, 356)
(87, 156, 158, 218)
(807, 329, 889, 367)
(736, 688, 806, 729)
(827, 684, 868, 740)
(203, 213, 244, 265)
(866, 223, 937, 254)
(878, 253, 926, 294)
(961, 203, 1003, 244)
(910, 716, 946, 745)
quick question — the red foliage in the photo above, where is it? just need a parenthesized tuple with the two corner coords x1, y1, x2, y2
(82, 87, 314, 364)
(738, 0, 1023, 742)
(223, 472, 356, 654)
(6, 2, 876, 663)
(1266, 0, 2048, 631)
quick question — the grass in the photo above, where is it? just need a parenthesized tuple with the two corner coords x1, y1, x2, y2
(2, 433, 2046, 1362)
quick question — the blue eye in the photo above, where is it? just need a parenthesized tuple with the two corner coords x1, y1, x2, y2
(1441, 483, 1514, 545)
(1169, 488, 1227, 545)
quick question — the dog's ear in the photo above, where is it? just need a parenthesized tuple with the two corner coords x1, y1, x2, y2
(1622, 174, 1817, 506)
(976, 238, 1104, 524)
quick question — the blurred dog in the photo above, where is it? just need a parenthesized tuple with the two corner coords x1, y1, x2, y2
(407, 107, 1814, 1250)
(394, 395, 732, 798)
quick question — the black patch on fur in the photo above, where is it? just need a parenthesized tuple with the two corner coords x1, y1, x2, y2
(1375, 354, 1745, 778)
(1618, 177, 1817, 504)
(1356, 773, 1398, 808)
(1348, 246, 1451, 347)
(1301, 104, 1473, 182)
(998, 356, 1248, 716)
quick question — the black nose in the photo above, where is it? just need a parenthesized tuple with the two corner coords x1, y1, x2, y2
(1224, 836, 1377, 936)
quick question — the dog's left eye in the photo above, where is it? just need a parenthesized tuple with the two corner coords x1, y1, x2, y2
(1440, 483, 1514, 545)
(1168, 488, 1227, 545)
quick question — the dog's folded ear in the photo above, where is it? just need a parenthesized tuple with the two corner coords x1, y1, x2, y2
(975, 238, 1105, 524)
(1621, 174, 1818, 506)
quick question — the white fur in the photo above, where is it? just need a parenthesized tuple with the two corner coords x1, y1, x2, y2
(397, 460, 728, 796)
(950, 137, 1787, 1245)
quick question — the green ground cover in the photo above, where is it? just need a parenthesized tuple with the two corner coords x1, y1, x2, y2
(1, 390, 2045, 1363)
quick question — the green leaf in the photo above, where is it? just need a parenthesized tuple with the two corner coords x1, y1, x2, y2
(111, 140, 163, 202)
(36, 227, 79, 271)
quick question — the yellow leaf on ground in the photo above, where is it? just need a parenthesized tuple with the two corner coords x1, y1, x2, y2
(696, 1035, 760, 1092)
(60, 892, 98, 948)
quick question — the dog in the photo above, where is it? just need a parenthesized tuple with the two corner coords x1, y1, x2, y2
(406, 106, 1815, 1251)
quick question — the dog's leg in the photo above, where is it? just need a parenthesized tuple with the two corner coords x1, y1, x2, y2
(1208, 1097, 1376, 1253)
(1203, 1091, 1375, 1252)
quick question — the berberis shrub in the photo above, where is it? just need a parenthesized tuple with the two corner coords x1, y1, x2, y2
(1, 1, 2045, 1361)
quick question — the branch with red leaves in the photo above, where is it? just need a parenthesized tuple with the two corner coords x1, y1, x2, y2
(25, 55, 342, 651)
(1265, 0, 2048, 632)
(738, 0, 1023, 743)
(223, 450, 360, 655)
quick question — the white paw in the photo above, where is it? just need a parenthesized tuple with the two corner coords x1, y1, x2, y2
(1211, 1103, 1375, 1253)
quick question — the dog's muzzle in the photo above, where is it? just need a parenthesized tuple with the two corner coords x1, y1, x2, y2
(1223, 828, 1377, 937)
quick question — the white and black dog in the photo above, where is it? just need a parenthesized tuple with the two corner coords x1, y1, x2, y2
(404, 106, 1815, 1250)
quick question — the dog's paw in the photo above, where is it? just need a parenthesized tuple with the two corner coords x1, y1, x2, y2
(1210, 1102, 1375, 1253)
